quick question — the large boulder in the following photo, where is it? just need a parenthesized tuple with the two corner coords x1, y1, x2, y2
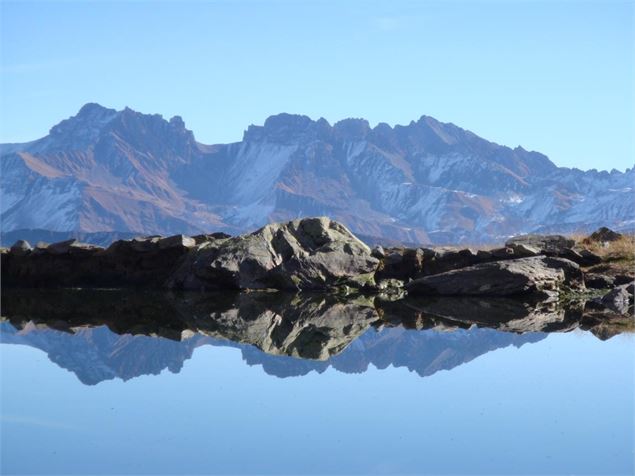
(10, 240, 32, 256)
(186, 293, 379, 360)
(597, 285, 633, 315)
(405, 256, 583, 297)
(584, 227, 623, 244)
(168, 217, 379, 291)
(561, 248, 602, 267)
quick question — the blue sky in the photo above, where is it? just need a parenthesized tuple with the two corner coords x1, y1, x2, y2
(1, 0, 633, 171)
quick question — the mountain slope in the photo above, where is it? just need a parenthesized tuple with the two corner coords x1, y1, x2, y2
(2, 104, 633, 243)
(1, 104, 229, 235)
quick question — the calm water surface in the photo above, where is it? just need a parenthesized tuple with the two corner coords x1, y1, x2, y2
(1, 292, 634, 475)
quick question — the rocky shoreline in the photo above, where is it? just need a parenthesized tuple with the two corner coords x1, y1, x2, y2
(2, 217, 633, 316)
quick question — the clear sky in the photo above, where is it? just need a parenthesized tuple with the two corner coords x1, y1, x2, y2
(1, 0, 633, 171)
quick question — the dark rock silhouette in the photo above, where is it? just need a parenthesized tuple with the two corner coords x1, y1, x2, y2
(1, 288, 631, 384)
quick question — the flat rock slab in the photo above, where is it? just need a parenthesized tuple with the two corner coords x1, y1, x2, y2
(505, 234, 575, 254)
(406, 256, 583, 297)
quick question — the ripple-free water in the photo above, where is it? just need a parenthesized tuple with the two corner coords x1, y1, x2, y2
(1, 321, 633, 475)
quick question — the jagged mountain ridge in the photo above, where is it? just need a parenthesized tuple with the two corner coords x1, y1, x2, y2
(0, 321, 545, 384)
(2, 103, 633, 243)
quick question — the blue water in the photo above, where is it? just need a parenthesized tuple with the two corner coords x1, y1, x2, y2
(1, 323, 633, 475)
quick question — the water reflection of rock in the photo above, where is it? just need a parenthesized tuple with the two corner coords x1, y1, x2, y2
(381, 296, 633, 339)
(1, 289, 631, 385)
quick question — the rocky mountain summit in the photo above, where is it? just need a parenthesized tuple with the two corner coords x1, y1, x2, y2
(2, 218, 633, 317)
(2, 104, 633, 243)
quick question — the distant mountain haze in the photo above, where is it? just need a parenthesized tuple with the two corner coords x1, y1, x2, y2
(2, 103, 633, 244)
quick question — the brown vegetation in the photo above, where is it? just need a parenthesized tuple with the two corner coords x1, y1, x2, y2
(575, 232, 635, 275)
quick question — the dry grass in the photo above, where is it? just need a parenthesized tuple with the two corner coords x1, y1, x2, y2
(575, 233, 635, 261)
(408, 231, 635, 272)
(574, 233, 635, 275)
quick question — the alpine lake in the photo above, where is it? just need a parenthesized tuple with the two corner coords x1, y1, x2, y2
(1, 288, 633, 475)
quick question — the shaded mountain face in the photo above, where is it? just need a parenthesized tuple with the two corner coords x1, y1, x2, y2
(2, 104, 633, 243)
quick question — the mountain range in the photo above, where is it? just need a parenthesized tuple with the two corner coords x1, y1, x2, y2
(2, 103, 633, 244)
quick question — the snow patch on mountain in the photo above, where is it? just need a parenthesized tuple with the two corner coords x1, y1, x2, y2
(1, 104, 633, 243)
(2, 177, 82, 231)
(226, 142, 298, 204)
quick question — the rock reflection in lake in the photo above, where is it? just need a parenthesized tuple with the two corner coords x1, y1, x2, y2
(1, 289, 631, 385)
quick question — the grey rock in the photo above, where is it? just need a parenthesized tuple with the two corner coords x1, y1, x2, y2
(46, 239, 79, 254)
(406, 256, 583, 297)
(422, 248, 481, 276)
(128, 236, 161, 253)
(420, 248, 439, 260)
(585, 227, 623, 243)
(505, 234, 575, 254)
(576, 249, 603, 266)
(186, 293, 379, 360)
(10, 240, 32, 255)
(558, 248, 602, 267)
(476, 249, 493, 260)
(46, 239, 102, 255)
(371, 245, 386, 259)
(375, 247, 424, 281)
(490, 243, 540, 260)
(509, 243, 542, 257)
(600, 286, 632, 314)
(157, 234, 196, 250)
(489, 247, 516, 259)
(192, 232, 231, 244)
(169, 217, 379, 291)
(543, 256, 585, 287)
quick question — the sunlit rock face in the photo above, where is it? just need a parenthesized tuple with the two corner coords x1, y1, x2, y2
(2, 104, 634, 244)
(168, 216, 379, 291)
(1, 289, 631, 384)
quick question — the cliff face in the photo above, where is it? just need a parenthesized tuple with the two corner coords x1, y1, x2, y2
(2, 104, 633, 244)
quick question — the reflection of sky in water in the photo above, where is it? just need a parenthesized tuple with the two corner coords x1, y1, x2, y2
(1, 328, 633, 475)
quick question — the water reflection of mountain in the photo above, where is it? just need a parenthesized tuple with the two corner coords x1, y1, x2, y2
(242, 327, 546, 378)
(1, 289, 628, 385)
(0, 321, 544, 385)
